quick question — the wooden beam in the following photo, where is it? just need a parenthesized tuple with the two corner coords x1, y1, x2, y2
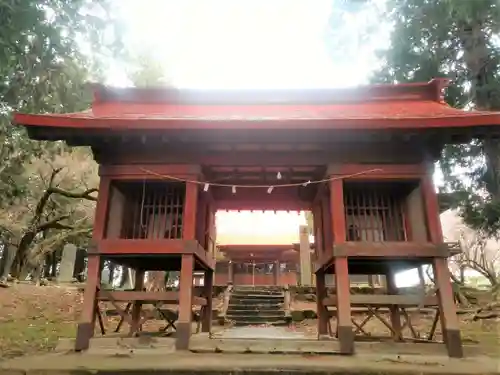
(332, 241, 453, 258)
(211, 187, 312, 201)
(98, 146, 424, 167)
(97, 290, 207, 306)
(93, 239, 202, 255)
(323, 294, 438, 307)
(218, 244, 294, 252)
(328, 163, 426, 178)
(99, 164, 201, 178)
(212, 187, 312, 211)
(215, 200, 310, 211)
(93, 239, 215, 271)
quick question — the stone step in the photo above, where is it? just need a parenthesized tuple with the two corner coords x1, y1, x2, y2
(226, 313, 286, 322)
(233, 285, 283, 292)
(232, 290, 283, 296)
(230, 297, 284, 304)
(230, 295, 283, 300)
(226, 309, 284, 317)
(230, 292, 284, 299)
(228, 303, 282, 311)
(232, 320, 289, 327)
(227, 305, 282, 312)
(229, 300, 284, 308)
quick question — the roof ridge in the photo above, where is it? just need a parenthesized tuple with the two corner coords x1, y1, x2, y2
(90, 79, 448, 106)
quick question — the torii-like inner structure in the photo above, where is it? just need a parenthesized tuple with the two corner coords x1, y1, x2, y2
(15, 79, 500, 357)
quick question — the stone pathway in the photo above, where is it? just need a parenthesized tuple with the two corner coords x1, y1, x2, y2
(2, 352, 498, 375)
(213, 326, 306, 339)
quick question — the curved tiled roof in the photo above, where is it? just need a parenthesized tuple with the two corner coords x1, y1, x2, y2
(14, 79, 500, 131)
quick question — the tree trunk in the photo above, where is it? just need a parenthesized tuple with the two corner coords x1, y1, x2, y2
(145, 271, 167, 291)
(74, 249, 85, 281)
(119, 266, 128, 288)
(118, 267, 136, 289)
(459, 266, 465, 284)
(0, 245, 6, 277)
(11, 233, 36, 278)
(461, 22, 500, 205)
(43, 254, 52, 278)
(31, 260, 44, 285)
(108, 263, 115, 285)
(0, 245, 17, 282)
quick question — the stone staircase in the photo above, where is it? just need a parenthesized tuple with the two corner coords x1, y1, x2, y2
(226, 286, 288, 326)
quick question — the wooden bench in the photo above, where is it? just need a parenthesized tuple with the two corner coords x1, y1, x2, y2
(96, 289, 207, 336)
(323, 294, 441, 342)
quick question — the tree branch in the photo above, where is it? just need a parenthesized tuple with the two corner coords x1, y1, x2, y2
(36, 215, 70, 232)
(47, 187, 98, 201)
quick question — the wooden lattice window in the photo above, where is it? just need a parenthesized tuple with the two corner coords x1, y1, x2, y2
(107, 181, 185, 240)
(344, 182, 407, 242)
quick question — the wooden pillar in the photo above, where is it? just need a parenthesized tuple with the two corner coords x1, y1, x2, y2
(321, 195, 333, 254)
(422, 173, 463, 358)
(201, 268, 213, 332)
(177, 254, 194, 350)
(312, 202, 324, 259)
(129, 269, 145, 335)
(273, 260, 280, 285)
(75, 177, 110, 351)
(368, 275, 374, 288)
(385, 269, 402, 341)
(177, 181, 198, 350)
(228, 261, 234, 284)
(75, 254, 102, 351)
(330, 179, 354, 354)
(434, 258, 463, 358)
(421, 175, 443, 243)
(315, 190, 329, 337)
(183, 182, 199, 240)
(316, 269, 328, 336)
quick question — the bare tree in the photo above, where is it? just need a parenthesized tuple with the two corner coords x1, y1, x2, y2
(0, 148, 98, 283)
(442, 210, 500, 287)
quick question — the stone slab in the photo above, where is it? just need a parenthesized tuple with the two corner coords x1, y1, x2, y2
(212, 326, 306, 339)
(190, 337, 341, 354)
(1, 352, 498, 375)
(55, 337, 176, 355)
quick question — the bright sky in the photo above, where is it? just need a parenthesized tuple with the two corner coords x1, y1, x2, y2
(113, 0, 388, 89)
(110, 0, 438, 287)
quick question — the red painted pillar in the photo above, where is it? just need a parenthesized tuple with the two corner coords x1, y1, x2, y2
(421, 174, 463, 358)
(177, 182, 199, 350)
(329, 178, 354, 354)
(201, 268, 214, 332)
(75, 177, 110, 351)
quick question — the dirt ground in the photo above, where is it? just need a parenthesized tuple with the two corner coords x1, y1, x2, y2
(1, 284, 498, 360)
(0, 283, 223, 360)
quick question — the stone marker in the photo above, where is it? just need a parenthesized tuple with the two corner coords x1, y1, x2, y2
(299, 225, 312, 286)
(58, 243, 77, 283)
